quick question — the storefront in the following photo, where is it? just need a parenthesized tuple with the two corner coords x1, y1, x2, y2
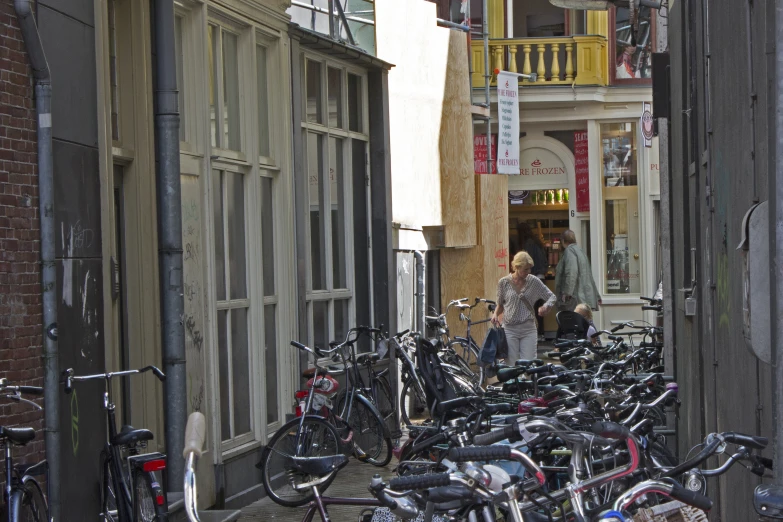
(479, 107, 659, 335)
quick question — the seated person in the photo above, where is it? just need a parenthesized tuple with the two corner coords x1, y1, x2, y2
(575, 303, 600, 346)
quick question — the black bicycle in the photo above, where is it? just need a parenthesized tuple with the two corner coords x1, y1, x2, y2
(62, 366, 168, 522)
(0, 379, 48, 522)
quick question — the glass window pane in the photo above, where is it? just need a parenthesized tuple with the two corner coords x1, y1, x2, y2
(615, 8, 652, 79)
(313, 301, 328, 354)
(175, 15, 185, 142)
(213, 170, 226, 301)
(108, 0, 119, 142)
(261, 176, 275, 296)
(330, 137, 346, 288)
(334, 299, 349, 351)
(227, 172, 247, 299)
(347, 74, 362, 132)
(602, 123, 640, 295)
(231, 308, 251, 435)
(308, 133, 326, 290)
(208, 25, 219, 148)
(257, 45, 271, 157)
(601, 122, 637, 187)
(306, 60, 323, 124)
(217, 310, 230, 441)
(222, 31, 241, 150)
(264, 304, 278, 425)
(327, 67, 343, 128)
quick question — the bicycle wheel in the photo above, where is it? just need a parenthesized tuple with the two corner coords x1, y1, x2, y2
(400, 377, 428, 426)
(446, 340, 483, 388)
(372, 376, 398, 436)
(133, 470, 167, 522)
(346, 399, 392, 467)
(101, 451, 130, 522)
(12, 479, 48, 522)
(261, 416, 342, 507)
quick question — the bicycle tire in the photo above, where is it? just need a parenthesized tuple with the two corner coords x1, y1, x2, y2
(260, 416, 342, 507)
(346, 399, 392, 467)
(101, 450, 129, 522)
(400, 377, 428, 426)
(373, 376, 398, 436)
(132, 470, 167, 522)
(10, 479, 48, 522)
(446, 340, 484, 388)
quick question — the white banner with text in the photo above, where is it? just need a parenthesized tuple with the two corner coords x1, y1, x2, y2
(496, 72, 520, 174)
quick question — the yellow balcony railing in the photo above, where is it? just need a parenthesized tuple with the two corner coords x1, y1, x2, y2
(471, 35, 608, 88)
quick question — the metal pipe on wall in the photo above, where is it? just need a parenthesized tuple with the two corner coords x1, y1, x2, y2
(483, 0, 492, 174)
(12, 2, 58, 520)
(153, 0, 186, 489)
(414, 251, 426, 334)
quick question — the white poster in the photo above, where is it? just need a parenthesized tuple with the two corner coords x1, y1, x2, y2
(496, 71, 520, 174)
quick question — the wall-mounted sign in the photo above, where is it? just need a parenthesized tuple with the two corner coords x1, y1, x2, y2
(496, 71, 520, 174)
(641, 101, 653, 148)
(507, 146, 568, 191)
(474, 134, 497, 174)
(574, 131, 590, 212)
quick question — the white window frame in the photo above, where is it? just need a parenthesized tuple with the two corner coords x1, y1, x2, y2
(301, 52, 371, 353)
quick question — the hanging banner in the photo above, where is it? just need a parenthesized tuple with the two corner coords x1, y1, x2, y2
(496, 71, 520, 174)
(574, 131, 590, 213)
(474, 134, 497, 174)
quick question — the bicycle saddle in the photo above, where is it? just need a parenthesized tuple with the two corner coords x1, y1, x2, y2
(356, 352, 381, 365)
(495, 366, 527, 383)
(755, 484, 783, 518)
(290, 454, 349, 476)
(0, 426, 35, 446)
(112, 425, 154, 447)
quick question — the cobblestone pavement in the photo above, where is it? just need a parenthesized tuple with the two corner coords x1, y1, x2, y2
(239, 458, 395, 521)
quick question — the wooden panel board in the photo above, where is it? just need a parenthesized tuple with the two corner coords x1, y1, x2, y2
(440, 30, 477, 248)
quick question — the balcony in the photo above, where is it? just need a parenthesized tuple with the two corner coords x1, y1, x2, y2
(471, 35, 608, 88)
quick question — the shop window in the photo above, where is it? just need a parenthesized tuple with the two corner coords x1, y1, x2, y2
(601, 123, 641, 294)
(612, 7, 653, 81)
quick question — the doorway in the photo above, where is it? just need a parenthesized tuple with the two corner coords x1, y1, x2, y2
(508, 188, 570, 338)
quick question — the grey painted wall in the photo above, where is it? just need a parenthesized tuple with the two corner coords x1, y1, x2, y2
(38, 1, 106, 520)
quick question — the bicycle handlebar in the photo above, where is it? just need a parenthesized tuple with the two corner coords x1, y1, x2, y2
(183, 412, 206, 459)
(62, 365, 166, 394)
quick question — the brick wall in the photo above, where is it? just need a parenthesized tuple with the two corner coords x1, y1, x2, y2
(0, 1, 45, 465)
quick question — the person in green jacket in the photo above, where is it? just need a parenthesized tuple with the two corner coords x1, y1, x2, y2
(555, 230, 601, 312)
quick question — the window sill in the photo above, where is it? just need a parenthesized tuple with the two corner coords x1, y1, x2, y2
(221, 438, 265, 461)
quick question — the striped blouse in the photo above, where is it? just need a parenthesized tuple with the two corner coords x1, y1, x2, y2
(496, 274, 556, 326)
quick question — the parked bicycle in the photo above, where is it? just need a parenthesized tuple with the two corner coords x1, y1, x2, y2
(0, 379, 49, 522)
(260, 334, 392, 507)
(62, 366, 168, 522)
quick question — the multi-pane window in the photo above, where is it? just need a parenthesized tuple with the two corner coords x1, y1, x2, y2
(108, 0, 120, 142)
(213, 169, 253, 444)
(208, 24, 242, 151)
(302, 56, 369, 353)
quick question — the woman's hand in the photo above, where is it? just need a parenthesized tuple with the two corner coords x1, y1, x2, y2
(538, 304, 552, 317)
(491, 311, 502, 327)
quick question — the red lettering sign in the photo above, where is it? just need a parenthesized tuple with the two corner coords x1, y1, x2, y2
(574, 131, 590, 213)
(474, 134, 497, 174)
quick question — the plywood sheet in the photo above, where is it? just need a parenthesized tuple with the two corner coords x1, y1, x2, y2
(440, 30, 477, 248)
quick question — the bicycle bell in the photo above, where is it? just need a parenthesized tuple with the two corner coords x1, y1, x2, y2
(683, 468, 707, 494)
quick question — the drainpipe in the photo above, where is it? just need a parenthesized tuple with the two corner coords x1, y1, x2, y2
(153, 0, 186, 489)
(414, 251, 426, 334)
(12, 1, 58, 521)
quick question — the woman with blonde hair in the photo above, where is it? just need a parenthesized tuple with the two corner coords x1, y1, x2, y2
(491, 251, 556, 362)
